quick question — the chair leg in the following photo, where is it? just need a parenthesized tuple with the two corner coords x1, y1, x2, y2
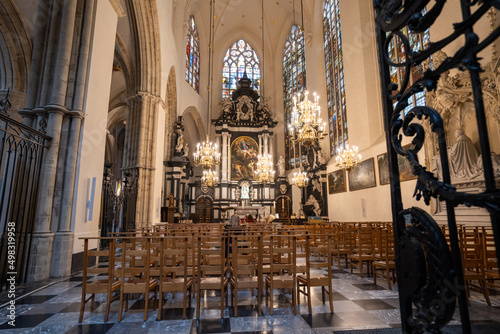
(144, 291, 149, 321)
(196, 287, 201, 319)
(158, 291, 162, 320)
(104, 293, 112, 322)
(221, 288, 224, 318)
(118, 291, 124, 322)
(79, 293, 86, 323)
(328, 286, 334, 313)
(307, 284, 312, 314)
(386, 268, 392, 290)
(481, 279, 492, 306)
(90, 294, 95, 311)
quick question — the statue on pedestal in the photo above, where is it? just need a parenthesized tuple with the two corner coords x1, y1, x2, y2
(277, 156, 285, 177)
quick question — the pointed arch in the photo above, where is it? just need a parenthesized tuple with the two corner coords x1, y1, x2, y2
(164, 66, 177, 160)
(222, 39, 260, 99)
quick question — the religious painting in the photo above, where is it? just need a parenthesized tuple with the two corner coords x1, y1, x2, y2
(348, 158, 376, 191)
(328, 170, 346, 194)
(377, 144, 418, 185)
(231, 136, 259, 180)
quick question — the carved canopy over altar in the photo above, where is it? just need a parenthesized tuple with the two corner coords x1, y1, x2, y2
(213, 73, 277, 128)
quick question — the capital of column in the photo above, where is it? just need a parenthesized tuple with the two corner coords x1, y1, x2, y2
(127, 91, 162, 105)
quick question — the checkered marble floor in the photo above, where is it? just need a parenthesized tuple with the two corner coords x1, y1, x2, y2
(1, 265, 499, 334)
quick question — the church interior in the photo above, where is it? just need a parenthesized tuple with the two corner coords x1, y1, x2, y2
(0, 0, 499, 332)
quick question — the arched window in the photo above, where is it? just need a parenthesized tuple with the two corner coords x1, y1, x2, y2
(283, 25, 306, 170)
(222, 39, 260, 99)
(185, 16, 200, 92)
(323, 0, 346, 157)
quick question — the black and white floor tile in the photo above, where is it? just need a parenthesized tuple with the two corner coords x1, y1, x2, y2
(0, 266, 499, 333)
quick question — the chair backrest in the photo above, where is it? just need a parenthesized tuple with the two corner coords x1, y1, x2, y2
(197, 235, 226, 278)
(305, 234, 332, 278)
(82, 238, 117, 288)
(268, 235, 297, 278)
(232, 234, 262, 279)
(119, 237, 153, 285)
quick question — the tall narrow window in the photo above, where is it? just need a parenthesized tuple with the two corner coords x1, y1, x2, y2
(323, 0, 347, 157)
(283, 25, 306, 170)
(388, 26, 431, 114)
(185, 16, 200, 92)
(222, 39, 260, 99)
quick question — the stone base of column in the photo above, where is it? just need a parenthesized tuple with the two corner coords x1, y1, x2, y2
(27, 232, 55, 283)
(50, 232, 74, 278)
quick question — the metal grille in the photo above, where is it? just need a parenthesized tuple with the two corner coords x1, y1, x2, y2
(374, 1, 500, 333)
(0, 94, 51, 289)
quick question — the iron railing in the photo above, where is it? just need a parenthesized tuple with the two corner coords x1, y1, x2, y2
(374, 1, 500, 333)
(0, 94, 52, 290)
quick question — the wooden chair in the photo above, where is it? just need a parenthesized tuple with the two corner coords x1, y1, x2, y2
(265, 235, 297, 315)
(482, 227, 500, 291)
(332, 223, 354, 267)
(156, 236, 194, 320)
(297, 234, 334, 314)
(372, 228, 396, 289)
(460, 228, 491, 306)
(196, 235, 228, 319)
(230, 234, 263, 316)
(350, 224, 377, 277)
(79, 238, 120, 323)
(118, 237, 158, 321)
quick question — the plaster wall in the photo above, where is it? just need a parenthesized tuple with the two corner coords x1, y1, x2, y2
(72, 0, 117, 253)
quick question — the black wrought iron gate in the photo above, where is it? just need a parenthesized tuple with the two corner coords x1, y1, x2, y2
(374, 1, 500, 333)
(0, 95, 51, 290)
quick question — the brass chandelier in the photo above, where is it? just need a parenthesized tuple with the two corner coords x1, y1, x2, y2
(201, 169, 219, 187)
(254, 154, 275, 184)
(335, 143, 361, 171)
(194, 0, 220, 187)
(193, 137, 221, 170)
(288, 91, 326, 148)
(291, 170, 309, 188)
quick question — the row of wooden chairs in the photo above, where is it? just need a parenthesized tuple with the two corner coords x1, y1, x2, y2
(79, 232, 336, 322)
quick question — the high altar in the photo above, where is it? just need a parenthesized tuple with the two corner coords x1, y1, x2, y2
(165, 75, 292, 223)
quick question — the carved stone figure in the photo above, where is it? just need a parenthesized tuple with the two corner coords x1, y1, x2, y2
(175, 131, 184, 153)
(277, 156, 285, 177)
(183, 142, 189, 157)
(305, 194, 321, 216)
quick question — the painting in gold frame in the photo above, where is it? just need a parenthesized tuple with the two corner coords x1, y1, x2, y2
(230, 136, 259, 180)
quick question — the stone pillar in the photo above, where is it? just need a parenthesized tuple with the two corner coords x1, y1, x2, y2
(227, 134, 232, 181)
(258, 135, 263, 155)
(263, 133, 269, 155)
(269, 136, 274, 159)
(222, 132, 229, 182)
(216, 134, 221, 177)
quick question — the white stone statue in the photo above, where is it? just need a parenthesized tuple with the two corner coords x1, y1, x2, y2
(183, 142, 189, 157)
(277, 156, 285, 177)
(305, 194, 321, 216)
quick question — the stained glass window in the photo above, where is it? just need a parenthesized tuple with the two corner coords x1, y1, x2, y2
(283, 25, 307, 170)
(387, 22, 431, 114)
(185, 16, 200, 92)
(323, 0, 347, 157)
(222, 39, 260, 98)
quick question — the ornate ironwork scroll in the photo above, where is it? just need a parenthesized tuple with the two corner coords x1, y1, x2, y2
(374, 1, 500, 333)
(0, 93, 52, 290)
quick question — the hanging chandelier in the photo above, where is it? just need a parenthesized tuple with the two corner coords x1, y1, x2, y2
(288, 91, 327, 148)
(201, 168, 219, 187)
(335, 144, 361, 171)
(193, 0, 220, 180)
(193, 136, 221, 169)
(291, 171, 309, 188)
(254, 154, 275, 184)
